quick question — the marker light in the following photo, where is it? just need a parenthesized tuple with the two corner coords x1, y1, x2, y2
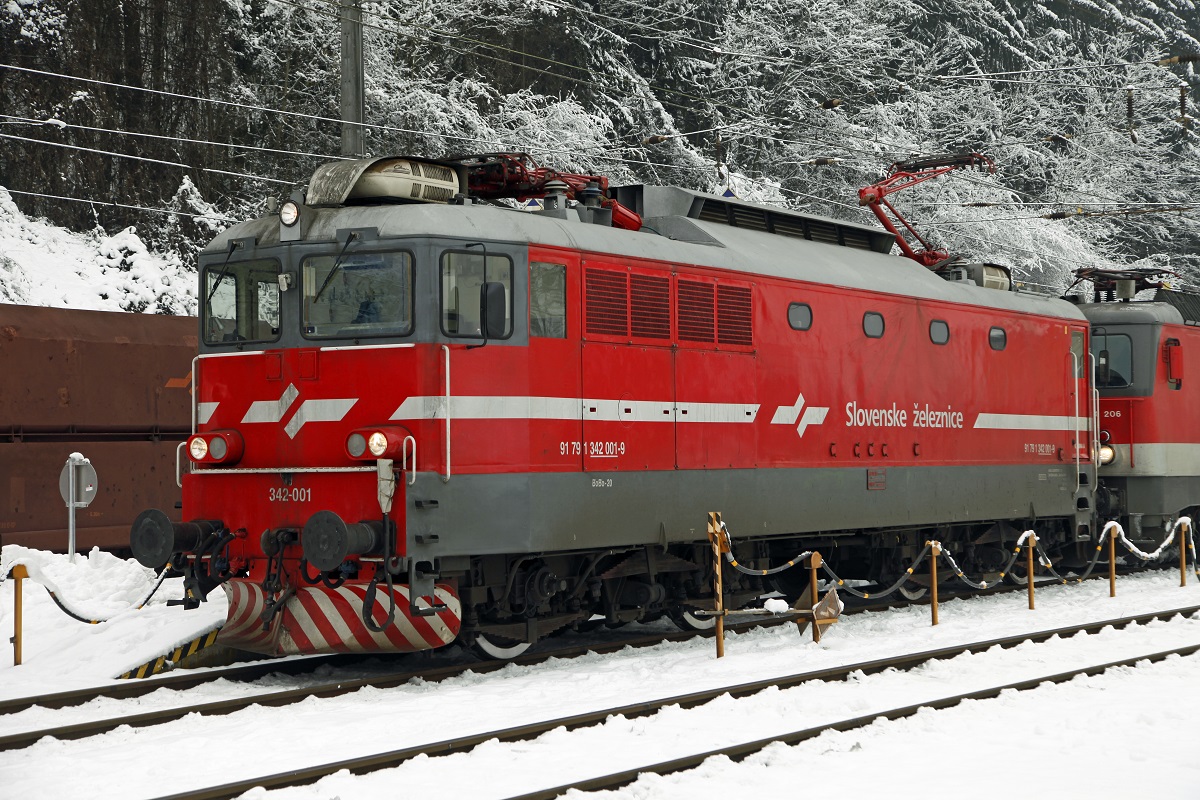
(1099, 444, 1116, 465)
(186, 431, 245, 464)
(367, 432, 389, 456)
(345, 426, 412, 461)
(280, 200, 300, 226)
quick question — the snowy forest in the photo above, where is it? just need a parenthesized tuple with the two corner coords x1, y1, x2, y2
(0, 0, 1197, 313)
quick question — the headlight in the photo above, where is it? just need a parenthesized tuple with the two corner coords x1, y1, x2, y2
(279, 201, 300, 226)
(189, 436, 209, 460)
(367, 432, 389, 456)
(1099, 444, 1116, 465)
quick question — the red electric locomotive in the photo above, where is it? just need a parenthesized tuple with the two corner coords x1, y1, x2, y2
(1075, 268, 1200, 544)
(131, 153, 1101, 658)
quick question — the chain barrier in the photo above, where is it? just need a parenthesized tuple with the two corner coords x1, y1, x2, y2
(717, 522, 813, 577)
(720, 517, 1196, 603)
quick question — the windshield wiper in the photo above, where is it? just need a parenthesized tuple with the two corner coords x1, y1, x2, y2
(204, 240, 240, 313)
(313, 232, 360, 303)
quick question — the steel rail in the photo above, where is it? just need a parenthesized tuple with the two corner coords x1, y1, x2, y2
(0, 567, 1159, 719)
(505, 641, 1200, 800)
(48, 604, 1196, 800)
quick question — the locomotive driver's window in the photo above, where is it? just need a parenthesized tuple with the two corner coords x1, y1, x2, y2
(302, 251, 413, 339)
(1094, 332, 1133, 388)
(441, 250, 513, 338)
(202, 258, 281, 345)
(530, 262, 566, 338)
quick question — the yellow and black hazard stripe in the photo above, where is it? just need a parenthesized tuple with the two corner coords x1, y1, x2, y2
(118, 627, 221, 680)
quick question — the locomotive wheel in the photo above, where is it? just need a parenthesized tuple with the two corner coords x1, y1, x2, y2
(469, 632, 532, 660)
(669, 607, 716, 632)
(897, 582, 928, 600)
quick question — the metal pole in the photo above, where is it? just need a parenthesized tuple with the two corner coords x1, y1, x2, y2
(1027, 534, 1036, 610)
(11, 565, 26, 666)
(930, 542, 940, 626)
(1181, 522, 1188, 587)
(1109, 528, 1117, 597)
(709, 514, 725, 659)
(339, 0, 364, 157)
(67, 457, 77, 564)
(809, 552, 822, 644)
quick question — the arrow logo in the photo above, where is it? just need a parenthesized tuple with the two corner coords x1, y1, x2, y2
(770, 393, 829, 437)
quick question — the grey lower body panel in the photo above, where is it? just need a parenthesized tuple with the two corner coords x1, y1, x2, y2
(404, 463, 1079, 561)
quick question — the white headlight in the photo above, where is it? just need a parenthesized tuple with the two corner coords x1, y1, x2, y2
(189, 436, 209, 460)
(280, 201, 300, 227)
(1099, 444, 1116, 465)
(367, 432, 389, 456)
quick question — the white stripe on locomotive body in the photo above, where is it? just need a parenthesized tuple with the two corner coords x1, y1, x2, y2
(390, 395, 760, 424)
(283, 398, 358, 438)
(242, 383, 299, 424)
(973, 413, 1092, 431)
(1103, 444, 1200, 478)
(197, 402, 219, 425)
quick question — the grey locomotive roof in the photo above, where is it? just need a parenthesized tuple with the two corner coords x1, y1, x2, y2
(208, 195, 1086, 323)
(1079, 301, 1185, 326)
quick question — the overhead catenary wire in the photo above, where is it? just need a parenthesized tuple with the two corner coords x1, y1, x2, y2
(0, 132, 295, 185)
(2, 188, 240, 222)
(0, 113, 352, 163)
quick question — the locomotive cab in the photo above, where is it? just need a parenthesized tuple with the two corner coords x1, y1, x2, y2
(1082, 291, 1199, 544)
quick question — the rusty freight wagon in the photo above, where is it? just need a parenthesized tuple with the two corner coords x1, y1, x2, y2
(1, 305, 195, 552)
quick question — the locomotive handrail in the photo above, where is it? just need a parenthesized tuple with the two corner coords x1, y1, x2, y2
(442, 344, 451, 483)
(175, 442, 187, 489)
(1071, 350, 1081, 492)
(402, 435, 417, 486)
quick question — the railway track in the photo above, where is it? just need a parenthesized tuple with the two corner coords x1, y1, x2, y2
(0, 570, 1117, 737)
(0, 570, 1173, 748)
(9, 604, 1195, 799)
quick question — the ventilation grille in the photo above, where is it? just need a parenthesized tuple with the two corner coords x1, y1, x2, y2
(1154, 289, 1200, 326)
(631, 274, 671, 339)
(693, 197, 889, 252)
(422, 185, 455, 202)
(678, 280, 716, 343)
(585, 268, 629, 336)
(717, 285, 753, 345)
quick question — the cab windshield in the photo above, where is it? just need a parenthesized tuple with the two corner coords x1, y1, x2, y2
(303, 251, 414, 338)
(1093, 331, 1133, 388)
(202, 258, 281, 345)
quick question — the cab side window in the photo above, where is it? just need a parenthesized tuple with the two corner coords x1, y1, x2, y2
(530, 262, 566, 338)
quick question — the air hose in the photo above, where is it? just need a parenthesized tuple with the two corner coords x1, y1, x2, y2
(362, 516, 399, 633)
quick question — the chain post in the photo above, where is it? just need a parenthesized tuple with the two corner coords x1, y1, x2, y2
(1027, 534, 1037, 610)
(707, 512, 725, 658)
(10, 565, 27, 666)
(809, 552, 823, 643)
(1109, 528, 1117, 597)
(930, 541, 940, 626)
(1181, 521, 1189, 587)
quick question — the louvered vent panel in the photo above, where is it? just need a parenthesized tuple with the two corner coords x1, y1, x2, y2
(422, 185, 455, 202)
(807, 219, 841, 245)
(631, 274, 671, 339)
(697, 200, 728, 224)
(730, 206, 769, 231)
(425, 165, 456, 183)
(586, 269, 629, 337)
(840, 228, 872, 250)
(771, 216, 808, 240)
(410, 163, 424, 177)
(677, 280, 716, 343)
(717, 285, 753, 346)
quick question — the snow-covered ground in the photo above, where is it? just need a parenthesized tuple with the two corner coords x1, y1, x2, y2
(2, 546, 1200, 799)
(0, 187, 196, 314)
